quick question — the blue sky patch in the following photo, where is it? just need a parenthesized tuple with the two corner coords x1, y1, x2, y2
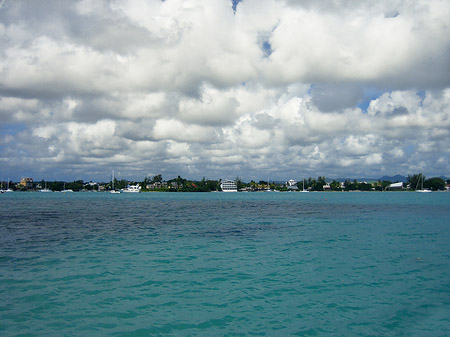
(404, 144, 416, 156)
(357, 87, 385, 112)
(0, 123, 27, 136)
(232, 0, 242, 13)
(262, 41, 272, 57)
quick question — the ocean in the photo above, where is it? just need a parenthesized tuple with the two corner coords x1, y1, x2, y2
(0, 191, 449, 336)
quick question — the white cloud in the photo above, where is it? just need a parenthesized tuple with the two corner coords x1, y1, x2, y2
(178, 85, 239, 126)
(152, 119, 218, 143)
(121, 92, 168, 120)
(0, 0, 449, 181)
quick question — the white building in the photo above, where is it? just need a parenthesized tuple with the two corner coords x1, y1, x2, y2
(286, 179, 298, 190)
(387, 182, 403, 190)
(220, 179, 237, 192)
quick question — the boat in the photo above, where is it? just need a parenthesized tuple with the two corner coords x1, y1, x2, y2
(121, 183, 141, 193)
(300, 179, 309, 192)
(415, 173, 431, 193)
(40, 181, 52, 192)
(61, 183, 73, 193)
(0, 178, 14, 193)
(220, 179, 237, 192)
(110, 171, 121, 194)
(265, 178, 272, 192)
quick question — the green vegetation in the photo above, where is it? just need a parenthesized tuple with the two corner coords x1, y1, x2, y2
(407, 174, 446, 191)
(140, 175, 220, 192)
(2, 173, 449, 192)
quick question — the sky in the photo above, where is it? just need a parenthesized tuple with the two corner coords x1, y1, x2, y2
(0, 0, 449, 182)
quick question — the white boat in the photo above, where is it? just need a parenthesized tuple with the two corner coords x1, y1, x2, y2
(300, 179, 309, 192)
(40, 181, 52, 192)
(110, 171, 121, 194)
(265, 178, 272, 192)
(4, 179, 13, 192)
(416, 173, 431, 193)
(121, 183, 141, 193)
(61, 183, 73, 193)
(220, 179, 237, 192)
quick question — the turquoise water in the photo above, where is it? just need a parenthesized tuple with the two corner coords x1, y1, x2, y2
(1, 191, 449, 336)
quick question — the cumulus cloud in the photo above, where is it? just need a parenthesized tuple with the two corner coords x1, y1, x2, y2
(0, 0, 449, 181)
(311, 84, 364, 112)
(178, 85, 239, 126)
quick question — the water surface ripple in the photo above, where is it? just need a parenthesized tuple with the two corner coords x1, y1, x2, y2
(1, 192, 449, 336)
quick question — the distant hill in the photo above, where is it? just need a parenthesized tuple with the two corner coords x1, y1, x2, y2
(328, 175, 408, 183)
(377, 175, 448, 182)
(377, 175, 408, 182)
(280, 175, 447, 184)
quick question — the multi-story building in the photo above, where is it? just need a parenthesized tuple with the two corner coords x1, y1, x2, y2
(220, 179, 237, 192)
(20, 177, 33, 188)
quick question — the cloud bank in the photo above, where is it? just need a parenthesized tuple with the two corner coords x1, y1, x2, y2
(0, 0, 449, 181)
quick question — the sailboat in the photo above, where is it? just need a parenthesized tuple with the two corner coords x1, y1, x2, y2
(40, 181, 52, 192)
(415, 174, 431, 193)
(300, 179, 309, 192)
(265, 178, 272, 192)
(4, 178, 13, 192)
(61, 183, 73, 193)
(110, 171, 121, 193)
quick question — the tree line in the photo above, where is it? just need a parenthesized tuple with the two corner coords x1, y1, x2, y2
(3, 173, 448, 192)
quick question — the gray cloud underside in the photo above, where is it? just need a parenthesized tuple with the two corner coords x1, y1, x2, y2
(0, 0, 449, 181)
